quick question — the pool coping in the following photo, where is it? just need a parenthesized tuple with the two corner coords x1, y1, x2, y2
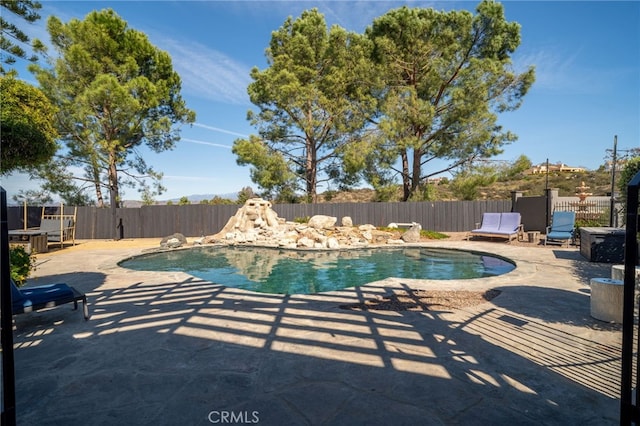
(116, 243, 522, 296)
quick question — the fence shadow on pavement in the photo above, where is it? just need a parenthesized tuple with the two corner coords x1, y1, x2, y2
(11, 275, 620, 425)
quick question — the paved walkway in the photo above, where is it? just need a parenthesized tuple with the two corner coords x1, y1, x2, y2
(10, 238, 621, 425)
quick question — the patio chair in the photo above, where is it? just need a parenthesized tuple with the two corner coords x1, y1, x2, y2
(496, 213, 523, 241)
(469, 213, 502, 239)
(10, 279, 89, 320)
(545, 211, 576, 247)
(469, 212, 522, 242)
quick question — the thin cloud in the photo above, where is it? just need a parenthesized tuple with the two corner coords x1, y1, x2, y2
(513, 47, 614, 95)
(18, 4, 252, 105)
(181, 138, 233, 149)
(193, 123, 249, 138)
(153, 36, 252, 105)
(233, 1, 430, 33)
(163, 175, 223, 182)
(318, 1, 419, 32)
(513, 48, 577, 90)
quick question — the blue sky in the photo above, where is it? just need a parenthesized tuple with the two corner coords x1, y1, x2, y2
(2, 1, 639, 202)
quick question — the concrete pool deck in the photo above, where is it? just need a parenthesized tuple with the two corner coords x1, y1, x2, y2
(10, 237, 622, 425)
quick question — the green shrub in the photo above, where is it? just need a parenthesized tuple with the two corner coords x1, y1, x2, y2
(294, 216, 310, 224)
(374, 185, 399, 202)
(10, 245, 36, 286)
(420, 230, 449, 239)
(576, 218, 602, 228)
(323, 190, 336, 201)
(376, 227, 449, 240)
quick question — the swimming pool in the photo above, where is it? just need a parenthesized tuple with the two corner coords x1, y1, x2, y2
(119, 246, 515, 295)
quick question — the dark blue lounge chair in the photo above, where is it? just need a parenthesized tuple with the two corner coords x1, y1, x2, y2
(10, 279, 89, 320)
(545, 211, 576, 247)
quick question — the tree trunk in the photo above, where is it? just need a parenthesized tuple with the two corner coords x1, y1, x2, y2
(110, 186, 118, 240)
(410, 148, 422, 199)
(306, 136, 317, 203)
(401, 149, 411, 201)
(108, 152, 120, 240)
(90, 162, 105, 208)
(95, 183, 104, 208)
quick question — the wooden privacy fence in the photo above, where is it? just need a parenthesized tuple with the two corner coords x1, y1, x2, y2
(7, 200, 513, 239)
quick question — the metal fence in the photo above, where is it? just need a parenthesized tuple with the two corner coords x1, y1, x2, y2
(553, 199, 623, 227)
(7, 199, 513, 239)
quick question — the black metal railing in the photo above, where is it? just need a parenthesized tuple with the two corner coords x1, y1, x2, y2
(554, 199, 623, 227)
(1, 187, 17, 426)
(620, 171, 640, 425)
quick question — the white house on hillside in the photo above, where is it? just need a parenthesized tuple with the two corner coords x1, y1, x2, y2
(525, 162, 586, 175)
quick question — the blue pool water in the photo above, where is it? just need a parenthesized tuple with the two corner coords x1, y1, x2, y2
(119, 246, 514, 295)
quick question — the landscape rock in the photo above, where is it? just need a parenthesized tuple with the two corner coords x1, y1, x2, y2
(166, 238, 182, 248)
(371, 230, 394, 244)
(160, 232, 187, 248)
(387, 239, 405, 245)
(401, 222, 422, 243)
(308, 215, 337, 229)
(209, 198, 281, 240)
(297, 237, 316, 248)
(204, 197, 416, 249)
(327, 237, 340, 249)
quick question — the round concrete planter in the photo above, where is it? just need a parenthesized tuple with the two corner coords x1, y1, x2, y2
(590, 277, 624, 323)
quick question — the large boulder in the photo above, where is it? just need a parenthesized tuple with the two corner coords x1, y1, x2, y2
(297, 236, 316, 248)
(308, 215, 337, 229)
(327, 237, 340, 249)
(204, 197, 415, 249)
(401, 222, 422, 243)
(160, 232, 188, 248)
(208, 198, 282, 242)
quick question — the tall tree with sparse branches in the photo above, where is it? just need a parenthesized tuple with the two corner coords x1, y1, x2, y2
(29, 8, 195, 215)
(345, 1, 535, 201)
(233, 9, 376, 202)
(30, 9, 194, 237)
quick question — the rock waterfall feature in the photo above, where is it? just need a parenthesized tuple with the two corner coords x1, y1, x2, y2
(204, 198, 420, 249)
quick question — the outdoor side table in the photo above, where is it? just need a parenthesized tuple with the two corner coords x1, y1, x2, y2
(8, 229, 49, 253)
(527, 231, 540, 243)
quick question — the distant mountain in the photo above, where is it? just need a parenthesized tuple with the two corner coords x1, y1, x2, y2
(176, 193, 238, 202)
(120, 200, 145, 208)
(165, 193, 238, 203)
(120, 192, 239, 207)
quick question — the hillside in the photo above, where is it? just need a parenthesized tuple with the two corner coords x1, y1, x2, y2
(320, 169, 614, 203)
